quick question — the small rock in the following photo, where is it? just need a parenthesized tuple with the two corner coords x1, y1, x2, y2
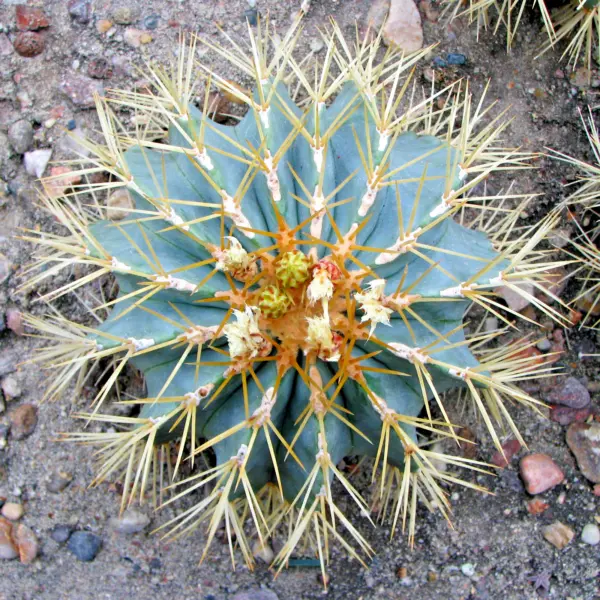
(50, 524, 73, 544)
(124, 28, 152, 48)
(14, 524, 38, 564)
(96, 19, 113, 34)
(46, 471, 73, 493)
(581, 523, 600, 545)
(252, 540, 274, 563)
(68, 0, 92, 24)
(87, 57, 113, 79)
(8, 119, 34, 154)
(24, 148, 52, 178)
(6, 308, 24, 336)
(16, 5, 50, 31)
(566, 422, 600, 483)
(383, 0, 422, 52)
(231, 591, 279, 600)
(447, 53, 466, 65)
(60, 75, 104, 108)
(0, 255, 11, 285)
(536, 338, 552, 352)
(1, 502, 23, 521)
(43, 166, 82, 199)
(0, 33, 14, 56)
(110, 509, 150, 534)
(13, 31, 45, 57)
(491, 439, 521, 468)
(143, 14, 160, 30)
(244, 8, 258, 26)
(547, 377, 590, 409)
(542, 521, 574, 549)
(461, 563, 475, 577)
(520, 454, 564, 495)
(113, 7, 136, 25)
(9, 404, 38, 440)
(526, 499, 549, 515)
(432, 56, 447, 68)
(309, 38, 324, 53)
(550, 405, 591, 426)
(0, 424, 9, 450)
(366, 0, 390, 32)
(0, 518, 18, 560)
(496, 282, 534, 312)
(2, 375, 22, 400)
(67, 531, 102, 562)
(107, 188, 135, 220)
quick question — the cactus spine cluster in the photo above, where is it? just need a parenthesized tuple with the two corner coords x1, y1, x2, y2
(22, 21, 567, 580)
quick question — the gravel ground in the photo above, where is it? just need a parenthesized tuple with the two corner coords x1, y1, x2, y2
(0, 1, 599, 599)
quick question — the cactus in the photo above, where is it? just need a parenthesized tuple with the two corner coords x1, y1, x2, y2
(22, 22, 568, 581)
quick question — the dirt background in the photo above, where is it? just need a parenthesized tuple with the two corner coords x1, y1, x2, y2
(0, 0, 599, 599)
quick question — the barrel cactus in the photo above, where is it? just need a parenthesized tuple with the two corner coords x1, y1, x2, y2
(22, 21, 566, 580)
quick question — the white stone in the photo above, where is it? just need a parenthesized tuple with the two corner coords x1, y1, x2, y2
(383, 0, 423, 53)
(581, 523, 600, 545)
(24, 149, 52, 178)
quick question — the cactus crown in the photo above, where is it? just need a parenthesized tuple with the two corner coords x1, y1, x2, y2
(22, 20, 568, 582)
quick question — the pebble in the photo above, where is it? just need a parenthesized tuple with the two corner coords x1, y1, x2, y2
(252, 540, 274, 563)
(520, 453, 564, 494)
(87, 57, 113, 79)
(366, 0, 390, 32)
(5, 308, 23, 336)
(110, 509, 150, 534)
(536, 338, 552, 352)
(231, 591, 279, 600)
(96, 19, 113, 34)
(43, 166, 82, 198)
(7, 119, 33, 155)
(0, 255, 11, 285)
(9, 404, 38, 440)
(0, 518, 18, 560)
(432, 57, 447, 68)
(24, 148, 52, 178)
(542, 521, 574, 549)
(112, 7, 136, 25)
(46, 470, 73, 493)
(14, 524, 38, 564)
(244, 8, 258, 26)
(143, 14, 160, 30)
(447, 53, 466, 65)
(310, 38, 324, 53)
(50, 524, 73, 544)
(0, 424, 9, 450)
(566, 422, 600, 483)
(68, 0, 92, 24)
(107, 188, 135, 220)
(383, 0, 422, 52)
(581, 523, 600, 545)
(60, 75, 103, 108)
(2, 375, 21, 400)
(547, 377, 590, 409)
(16, 5, 50, 31)
(13, 31, 45, 57)
(67, 531, 102, 562)
(124, 28, 152, 48)
(461, 563, 475, 577)
(491, 439, 521, 468)
(550, 405, 591, 426)
(1, 502, 23, 521)
(496, 282, 534, 312)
